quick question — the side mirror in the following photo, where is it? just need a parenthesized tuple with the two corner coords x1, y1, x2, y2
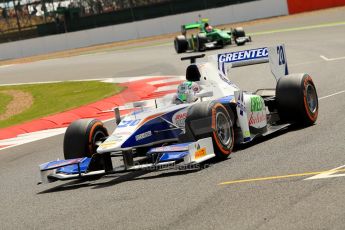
(196, 90, 213, 98)
(133, 101, 147, 107)
(114, 107, 121, 125)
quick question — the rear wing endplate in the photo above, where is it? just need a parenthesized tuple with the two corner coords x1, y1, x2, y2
(208, 45, 289, 81)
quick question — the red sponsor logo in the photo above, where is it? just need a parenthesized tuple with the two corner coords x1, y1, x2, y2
(175, 113, 187, 120)
(173, 111, 187, 127)
(249, 112, 266, 126)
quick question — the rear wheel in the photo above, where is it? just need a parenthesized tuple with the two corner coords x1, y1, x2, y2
(174, 35, 188, 53)
(276, 73, 318, 126)
(232, 27, 245, 38)
(63, 119, 108, 159)
(232, 27, 246, 46)
(184, 102, 234, 160)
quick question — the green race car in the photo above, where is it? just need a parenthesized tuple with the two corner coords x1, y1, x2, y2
(174, 18, 252, 53)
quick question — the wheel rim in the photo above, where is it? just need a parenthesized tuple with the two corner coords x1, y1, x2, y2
(305, 83, 318, 114)
(215, 112, 232, 147)
(92, 130, 107, 153)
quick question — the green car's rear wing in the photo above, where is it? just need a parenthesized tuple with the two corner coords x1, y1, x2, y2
(181, 23, 201, 35)
(184, 23, 201, 30)
(181, 19, 208, 35)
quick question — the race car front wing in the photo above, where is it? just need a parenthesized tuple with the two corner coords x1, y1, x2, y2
(38, 137, 215, 184)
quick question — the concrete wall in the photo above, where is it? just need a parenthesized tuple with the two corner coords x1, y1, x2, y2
(0, 0, 288, 60)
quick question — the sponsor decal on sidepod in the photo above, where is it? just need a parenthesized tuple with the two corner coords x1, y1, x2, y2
(248, 96, 266, 128)
(135, 131, 152, 141)
(172, 108, 188, 127)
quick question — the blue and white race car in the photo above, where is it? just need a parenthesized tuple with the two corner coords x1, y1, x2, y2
(39, 45, 319, 184)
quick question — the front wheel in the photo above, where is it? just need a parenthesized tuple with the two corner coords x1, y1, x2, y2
(63, 119, 108, 159)
(184, 102, 234, 160)
(196, 33, 207, 52)
(276, 73, 318, 126)
(211, 104, 234, 159)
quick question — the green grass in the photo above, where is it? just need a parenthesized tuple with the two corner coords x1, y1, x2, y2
(0, 92, 13, 115)
(0, 81, 125, 128)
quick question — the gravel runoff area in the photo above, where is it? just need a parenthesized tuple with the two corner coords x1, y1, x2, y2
(0, 90, 33, 121)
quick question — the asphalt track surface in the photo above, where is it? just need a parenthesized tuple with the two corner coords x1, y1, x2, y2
(1, 8, 345, 230)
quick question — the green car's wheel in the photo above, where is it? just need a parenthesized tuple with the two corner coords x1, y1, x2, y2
(233, 27, 245, 38)
(196, 33, 207, 52)
(174, 35, 188, 53)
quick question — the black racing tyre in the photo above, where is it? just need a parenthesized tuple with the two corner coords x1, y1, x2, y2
(276, 73, 318, 126)
(196, 33, 207, 52)
(232, 27, 245, 38)
(63, 119, 109, 159)
(226, 32, 233, 45)
(174, 35, 188, 53)
(185, 101, 234, 160)
(235, 39, 245, 46)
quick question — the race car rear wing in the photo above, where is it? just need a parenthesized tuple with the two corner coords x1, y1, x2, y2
(183, 23, 201, 30)
(181, 23, 201, 36)
(181, 18, 209, 35)
(208, 44, 289, 81)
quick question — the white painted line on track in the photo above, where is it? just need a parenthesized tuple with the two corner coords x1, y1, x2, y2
(305, 165, 345, 180)
(290, 54, 345, 67)
(0, 81, 64, 87)
(289, 60, 322, 67)
(0, 76, 176, 86)
(319, 90, 345, 100)
(0, 78, 110, 87)
(0, 128, 67, 151)
(102, 76, 148, 83)
(320, 55, 345, 61)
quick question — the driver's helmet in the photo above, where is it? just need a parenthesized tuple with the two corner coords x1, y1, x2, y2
(176, 81, 200, 103)
(204, 23, 213, 32)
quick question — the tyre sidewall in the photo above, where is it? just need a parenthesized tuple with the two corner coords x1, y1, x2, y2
(211, 103, 234, 158)
(63, 119, 108, 159)
(276, 74, 318, 125)
(174, 35, 188, 53)
(185, 102, 234, 160)
(301, 75, 318, 123)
